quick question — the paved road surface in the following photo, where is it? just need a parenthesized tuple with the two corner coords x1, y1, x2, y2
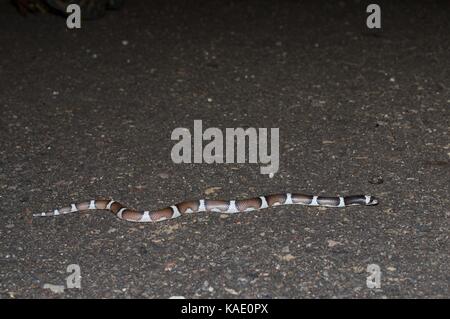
(0, 0, 448, 298)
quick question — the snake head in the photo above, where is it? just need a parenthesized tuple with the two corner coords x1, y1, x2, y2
(365, 195, 379, 206)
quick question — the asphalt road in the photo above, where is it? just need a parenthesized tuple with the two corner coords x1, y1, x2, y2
(0, 0, 449, 298)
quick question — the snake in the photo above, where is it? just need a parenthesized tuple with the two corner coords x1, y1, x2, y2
(33, 193, 379, 223)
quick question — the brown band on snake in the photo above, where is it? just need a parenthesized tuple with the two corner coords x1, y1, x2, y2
(121, 209, 143, 222)
(76, 202, 90, 211)
(149, 207, 174, 221)
(95, 200, 109, 210)
(110, 202, 125, 214)
(291, 193, 313, 205)
(176, 200, 200, 214)
(236, 197, 262, 211)
(266, 194, 287, 206)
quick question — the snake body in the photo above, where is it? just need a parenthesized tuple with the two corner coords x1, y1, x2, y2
(33, 193, 378, 223)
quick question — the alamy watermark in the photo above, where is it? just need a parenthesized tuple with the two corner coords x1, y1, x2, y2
(366, 263, 381, 289)
(66, 263, 82, 289)
(366, 4, 381, 29)
(42, 263, 81, 293)
(171, 120, 279, 176)
(65, 4, 380, 31)
(66, 4, 81, 29)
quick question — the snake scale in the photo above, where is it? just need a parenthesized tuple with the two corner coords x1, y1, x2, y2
(33, 193, 379, 223)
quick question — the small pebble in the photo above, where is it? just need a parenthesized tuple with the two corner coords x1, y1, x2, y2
(369, 176, 384, 184)
(158, 172, 169, 179)
(224, 287, 239, 295)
